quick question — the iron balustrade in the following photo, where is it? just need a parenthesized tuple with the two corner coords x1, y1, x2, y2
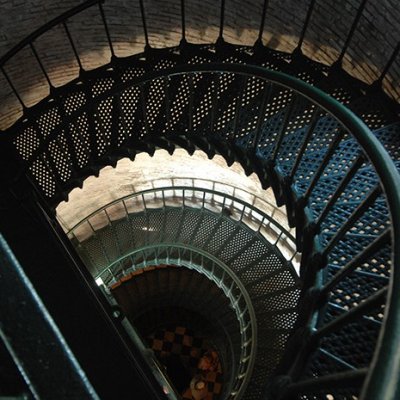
(62, 179, 299, 267)
(67, 186, 272, 399)
(0, 235, 100, 400)
(0, 0, 399, 396)
(102, 244, 257, 400)
(0, 0, 102, 111)
(22, 64, 399, 399)
(1, 0, 399, 132)
(26, 64, 399, 398)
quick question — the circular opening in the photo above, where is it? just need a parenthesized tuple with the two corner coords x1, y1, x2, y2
(112, 266, 242, 399)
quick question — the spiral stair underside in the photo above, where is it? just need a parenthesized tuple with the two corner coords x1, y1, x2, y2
(6, 56, 398, 399)
(1, 1, 400, 399)
(10, 49, 394, 397)
(7, 46, 399, 222)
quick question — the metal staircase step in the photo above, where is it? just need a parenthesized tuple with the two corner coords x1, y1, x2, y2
(73, 199, 301, 396)
(328, 264, 389, 282)
(316, 302, 382, 369)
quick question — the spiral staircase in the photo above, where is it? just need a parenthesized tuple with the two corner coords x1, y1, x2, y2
(0, 1, 400, 399)
(67, 184, 301, 398)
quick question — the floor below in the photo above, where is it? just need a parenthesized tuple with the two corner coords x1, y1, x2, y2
(147, 324, 224, 399)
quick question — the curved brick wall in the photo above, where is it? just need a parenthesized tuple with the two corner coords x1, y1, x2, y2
(0, 0, 399, 130)
(56, 149, 290, 234)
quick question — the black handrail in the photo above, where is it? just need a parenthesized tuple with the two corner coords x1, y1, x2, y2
(33, 64, 400, 398)
(7, 62, 397, 397)
(62, 64, 400, 393)
(0, 2, 399, 396)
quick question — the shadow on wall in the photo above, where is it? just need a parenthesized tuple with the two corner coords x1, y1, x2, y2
(0, 0, 399, 130)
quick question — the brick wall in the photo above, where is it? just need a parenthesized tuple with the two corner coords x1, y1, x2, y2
(0, 0, 399, 130)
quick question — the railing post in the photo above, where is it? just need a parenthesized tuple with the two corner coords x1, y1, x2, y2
(1, 66, 26, 109)
(257, 0, 270, 45)
(335, 0, 368, 67)
(296, 0, 316, 52)
(139, 0, 150, 50)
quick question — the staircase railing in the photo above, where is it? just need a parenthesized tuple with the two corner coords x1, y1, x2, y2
(66, 183, 299, 268)
(68, 186, 270, 399)
(59, 176, 293, 233)
(19, 63, 398, 399)
(108, 245, 256, 400)
(0, 235, 100, 399)
(0, 2, 399, 394)
(1, 0, 399, 131)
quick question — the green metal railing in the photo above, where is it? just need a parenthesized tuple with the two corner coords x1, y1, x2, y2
(3, 60, 397, 398)
(0, 235, 99, 399)
(66, 181, 299, 266)
(106, 244, 257, 399)
(0, 1, 399, 395)
(49, 64, 400, 399)
(67, 183, 302, 399)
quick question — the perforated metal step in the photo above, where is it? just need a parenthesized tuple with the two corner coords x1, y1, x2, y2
(75, 205, 300, 396)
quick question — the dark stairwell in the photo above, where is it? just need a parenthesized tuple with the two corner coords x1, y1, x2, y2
(0, 1, 400, 399)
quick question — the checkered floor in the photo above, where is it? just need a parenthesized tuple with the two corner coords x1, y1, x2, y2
(147, 325, 223, 399)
